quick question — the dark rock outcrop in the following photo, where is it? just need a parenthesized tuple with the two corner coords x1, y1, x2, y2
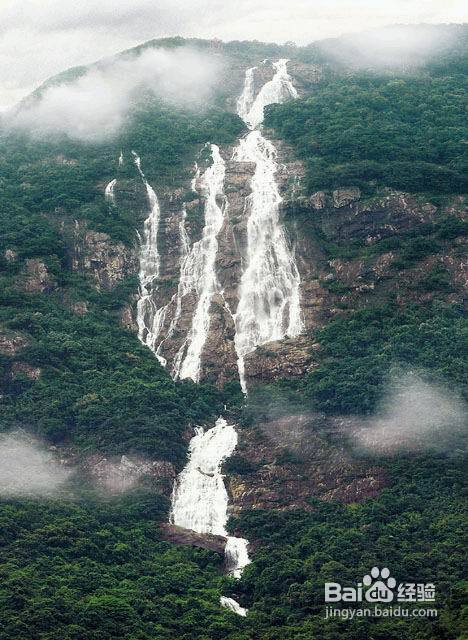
(159, 523, 226, 554)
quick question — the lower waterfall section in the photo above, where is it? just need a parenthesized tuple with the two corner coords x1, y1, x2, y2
(170, 417, 250, 615)
(225, 536, 251, 579)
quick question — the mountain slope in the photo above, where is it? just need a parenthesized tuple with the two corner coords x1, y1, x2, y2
(0, 25, 466, 640)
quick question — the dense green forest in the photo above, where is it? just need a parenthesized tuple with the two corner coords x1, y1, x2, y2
(0, 286, 227, 462)
(0, 103, 243, 244)
(249, 301, 467, 416)
(0, 27, 467, 640)
(265, 74, 467, 196)
(0, 452, 465, 639)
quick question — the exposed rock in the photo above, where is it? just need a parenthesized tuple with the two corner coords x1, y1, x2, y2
(288, 61, 323, 92)
(11, 362, 41, 380)
(0, 331, 29, 356)
(119, 303, 137, 330)
(72, 227, 138, 291)
(227, 414, 386, 513)
(332, 187, 361, 208)
(84, 454, 175, 494)
(4, 248, 17, 262)
(70, 301, 88, 316)
(200, 293, 239, 386)
(244, 336, 318, 385)
(22, 259, 56, 293)
(309, 191, 327, 209)
(158, 523, 226, 554)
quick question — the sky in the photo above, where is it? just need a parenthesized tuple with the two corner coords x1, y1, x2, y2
(0, 0, 466, 109)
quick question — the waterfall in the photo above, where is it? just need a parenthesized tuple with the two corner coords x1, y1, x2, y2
(150, 206, 191, 367)
(132, 60, 302, 619)
(236, 66, 255, 124)
(233, 59, 303, 392)
(225, 536, 251, 579)
(220, 596, 248, 617)
(134, 146, 226, 381)
(174, 144, 227, 383)
(104, 178, 117, 204)
(170, 417, 237, 534)
(132, 151, 164, 362)
(170, 417, 250, 613)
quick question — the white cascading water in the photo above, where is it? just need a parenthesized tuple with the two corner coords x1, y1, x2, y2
(233, 59, 303, 392)
(104, 178, 117, 204)
(220, 597, 248, 617)
(174, 145, 226, 383)
(170, 417, 249, 615)
(132, 151, 164, 362)
(132, 146, 227, 381)
(134, 61, 301, 618)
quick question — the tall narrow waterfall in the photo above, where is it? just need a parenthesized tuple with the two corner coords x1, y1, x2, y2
(133, 152, 164, 361)
(233, 59, 303, 392)
(175, 144, 226, 383)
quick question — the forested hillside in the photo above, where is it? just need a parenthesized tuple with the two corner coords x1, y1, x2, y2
(0, 24, 466, 640)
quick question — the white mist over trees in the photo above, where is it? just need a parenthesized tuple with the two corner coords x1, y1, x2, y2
(7, 47, 223, 141)
(0, 432, 71, 497)
(354, 374, 467, 454)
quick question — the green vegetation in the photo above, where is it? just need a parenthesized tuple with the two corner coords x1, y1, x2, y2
(0, 492, 245, 640)
(233, 452, 466, 640)
(0, 30, 466, 640)
(0, 101, 243, 244)
(295, 208, 467, 263)
(0, 288, 225, 463)
(250, 301, 466, 416)
(265, 75, 467, 196)
(0, 453, 464, 639)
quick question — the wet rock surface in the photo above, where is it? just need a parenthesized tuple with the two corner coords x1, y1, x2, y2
(159, 524, 227, 554)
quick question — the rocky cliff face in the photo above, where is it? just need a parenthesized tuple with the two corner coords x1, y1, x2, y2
(159, 523, 227, 554)
(70, 223, 139, 292)
(19, 54, 463, 521)
(68, 111, 465, 392)
(226, 413, 386, 513)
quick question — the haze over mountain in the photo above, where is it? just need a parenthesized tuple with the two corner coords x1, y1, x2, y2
(0, 22, 466, 640)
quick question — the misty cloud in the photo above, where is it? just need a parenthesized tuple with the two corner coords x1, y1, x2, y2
(0, 432, 71, 497)
(8, 47, 223, 141)
(318, 24, 465, 69)
(353, 375, 467, 454)
(0, 1, 466, 109)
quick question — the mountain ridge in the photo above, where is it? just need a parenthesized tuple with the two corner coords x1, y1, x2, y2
(0, 24, 466, 639)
